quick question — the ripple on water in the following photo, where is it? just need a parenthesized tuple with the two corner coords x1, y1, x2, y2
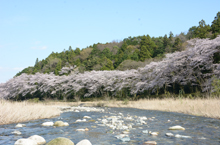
(0, 107, 220, 145)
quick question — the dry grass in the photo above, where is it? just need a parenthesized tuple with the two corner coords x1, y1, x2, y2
(0, 100, 61, 125)
(1, 97, 219, 125)
(83, 98, 220, 119)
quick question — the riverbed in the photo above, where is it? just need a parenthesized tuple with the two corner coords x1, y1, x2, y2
(0, 107, 220, 145)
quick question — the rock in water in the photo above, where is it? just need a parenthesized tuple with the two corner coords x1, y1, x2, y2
(42, 122, 54, 126)
(28, 135, 46, 144)
(120, 136, 130, 142)
(175, 134, 191, 138)
(46, 137, 74, 145)
(11, 130, 22, 135)
(142, 141, 157, 145)
(53, 121, 69, 127)
(169, 125, 185, 130)
(15, 124, 26, 128)
(165, 133, 174, 137)
(14, 139, 37, 145)
(76, 139, 92, 145)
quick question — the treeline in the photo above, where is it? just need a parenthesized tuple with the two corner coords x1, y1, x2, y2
(2, 36, 220, 101)
(16, 12, 220, 77)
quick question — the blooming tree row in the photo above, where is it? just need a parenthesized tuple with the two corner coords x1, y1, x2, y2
(1, 36, 220, 99)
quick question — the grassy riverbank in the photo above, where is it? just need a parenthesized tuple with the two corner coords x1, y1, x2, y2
(0, 97, 220, 125)
(81, 97, 220, 119)
(0, 100, 61, 125)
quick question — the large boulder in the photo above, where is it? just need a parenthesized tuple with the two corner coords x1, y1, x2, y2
(28, 135, 46, 144)
(14, 138, 37, 145)
(76, 139, 92, 145)
(46, 137, 74, 145)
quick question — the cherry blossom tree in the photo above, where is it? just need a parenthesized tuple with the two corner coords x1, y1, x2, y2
(1, 36, 220, 99)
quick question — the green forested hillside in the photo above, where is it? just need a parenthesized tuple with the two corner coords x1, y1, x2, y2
(16, 12, 220, 77)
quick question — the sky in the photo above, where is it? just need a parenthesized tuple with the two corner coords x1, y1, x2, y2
(0, 0, 220, 83)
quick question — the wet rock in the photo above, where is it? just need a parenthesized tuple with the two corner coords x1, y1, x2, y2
(150, 132, 159, 136)
(76, 139, 92, 145)
(76, 128, 89, 131)
(28, 135, 46, 145)
(46, 137, 74, 145)
(11, 130, 21, 135)
(83, 116, 91, 119)
(120, 136, 130, 142)
(63, 122, 69, 126)
(169, 125, 185, 130)
(115, 134, 128, 139)
(165, 133, 174, 137)
(142, 141, 157, 145)
(76, 119, 86, 123)
(54, 121, 69, 127)
(14, 138, 37, 145)
(42, 122, 54, 126)
(175, 134, 191, 138)
(15, 124, 26, 128)
(198, 137, 206, 140)
(122, 130, 130, 134)
(142, 130, 149, 134)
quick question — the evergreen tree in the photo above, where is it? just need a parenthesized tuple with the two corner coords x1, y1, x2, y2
(75, 48, 81, 55)
(196, 19, 211, 39)
(173, 37, 182, 52)
(139, 45, 151, 61)
(168, 31, 174, 46)
(121, 41, 128, 52)
(163, 34, 169, 48)
(55, 60, 62, 75)
(211, 12, 220, 38)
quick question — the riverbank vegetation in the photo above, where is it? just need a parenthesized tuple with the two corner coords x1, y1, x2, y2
(0, 12, 220, 124)
(1, 96, 219, 125)
(0, 100, 60, 125)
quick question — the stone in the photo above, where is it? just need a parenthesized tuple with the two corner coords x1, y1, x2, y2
(11, 130, 22, 135)
(54, 121, 68, 127)
(63, 122, 69, 126)
(115, 134, 128, 139)
(76, 139, 92, 145)
(28, 135, 46, 144)
(46, 137, 74, 145)
(15, 124, 26, 128)
(165, 133, 174, 137)
(76, 119, 86, 122)
(175, 134, 191, 138)
(83, 116, 91, 119)
(142, 130, 149, 134)
(14, 138, 37, 145)
(76, 128, 89, 131)
(150, 132, 159, 136)
(142, 141, 157, 145)
(120, 136, 130, 142)
(42, 122, 54, 126)
(169, 125, 185, 130)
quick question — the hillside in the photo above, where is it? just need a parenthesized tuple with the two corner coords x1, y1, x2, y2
(1, 36, 220, 101)
(1, 12, 220, 100)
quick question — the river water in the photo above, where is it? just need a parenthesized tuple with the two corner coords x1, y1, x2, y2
(0, 107, 220, 145)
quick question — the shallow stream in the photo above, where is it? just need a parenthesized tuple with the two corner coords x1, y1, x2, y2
(0, 107, 220, 145)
